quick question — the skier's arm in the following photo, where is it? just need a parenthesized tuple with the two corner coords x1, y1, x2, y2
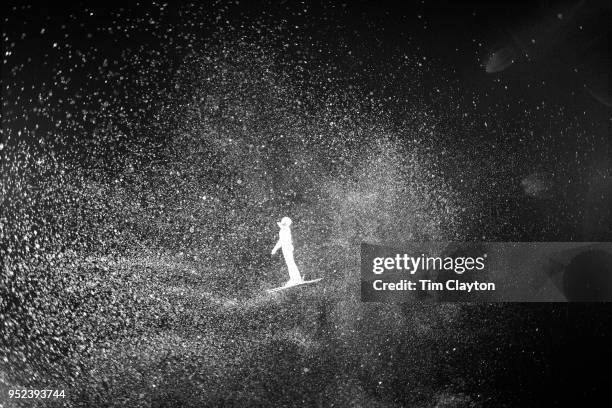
(271, 240, 282, 255)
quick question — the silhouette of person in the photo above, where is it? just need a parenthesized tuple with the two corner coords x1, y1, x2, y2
(271, 216, 304, 286)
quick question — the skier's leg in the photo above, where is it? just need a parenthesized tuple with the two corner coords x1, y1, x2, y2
(287, 260, 302, 282)
(283, 248, 303, 283)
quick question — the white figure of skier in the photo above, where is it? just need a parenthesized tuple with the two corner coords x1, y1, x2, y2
(269, 216, 323, 292)
(271, 216, 304, 286)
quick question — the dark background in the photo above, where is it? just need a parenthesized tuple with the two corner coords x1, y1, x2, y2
(2, 1, 611, 406)
(4, 0, 611, 240)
